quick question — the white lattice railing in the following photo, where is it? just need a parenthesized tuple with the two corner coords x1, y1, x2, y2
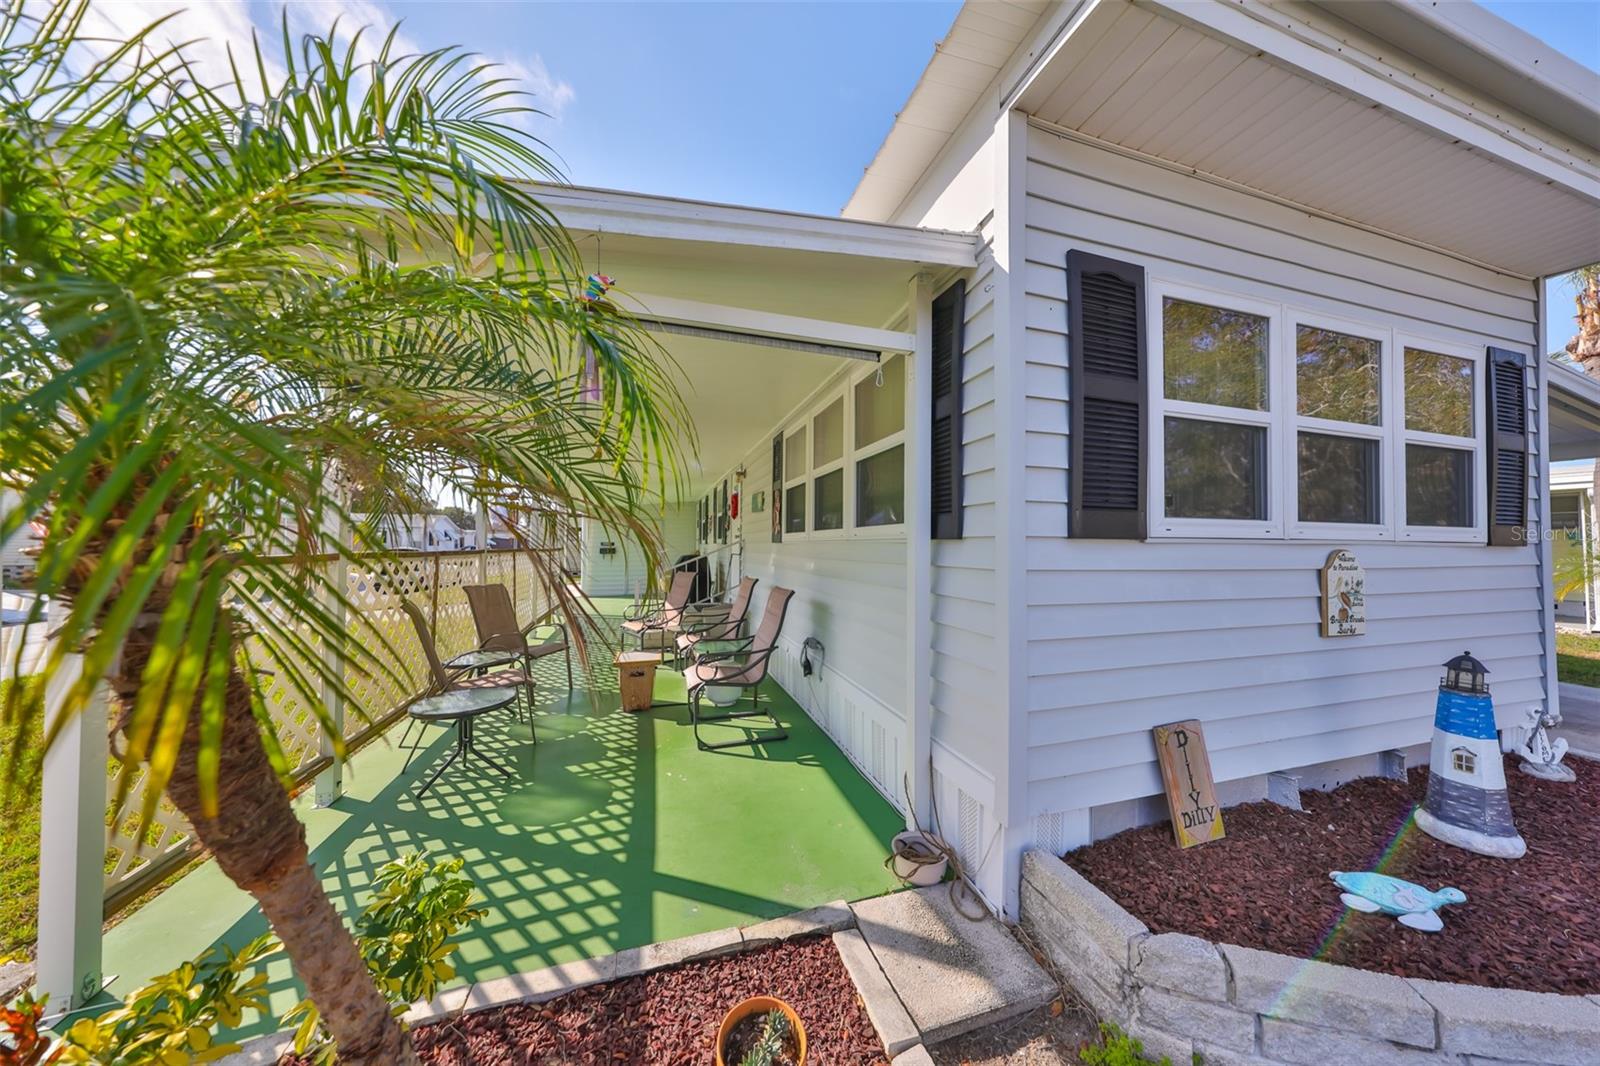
(102, 549, 552, 909)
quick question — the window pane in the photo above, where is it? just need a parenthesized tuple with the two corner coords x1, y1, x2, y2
(1164, 417, 1266, 520)
(855, 355, 906, 447)
(1163, 298, 1269, 410)
(1297, 326, 1380, 425)
(813, 397, 844, 467)
(856, 444, 905, 527)
(1406, 444, 1472, 527)
(1298, 432, 1380, 524)
(784, 428, 807, 478)
(784, 483, 807, 534)
(1405, 349, 1474, 437)
(814, 469, 844, 530)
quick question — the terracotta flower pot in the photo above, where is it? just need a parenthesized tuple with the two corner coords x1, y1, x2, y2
(715, 996, 807, 1066)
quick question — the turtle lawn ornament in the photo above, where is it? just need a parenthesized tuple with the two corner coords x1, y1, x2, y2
(1330, 871, 1466, 933)
(1514, 706, 1576, 783)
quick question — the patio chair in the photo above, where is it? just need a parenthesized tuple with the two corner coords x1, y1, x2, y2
(675, 576, 758, 664)
(620, 569, 695, 653)
(463, 583, 574, 689)
(683, 586, 794, 751)
(399, 598, 536, 769)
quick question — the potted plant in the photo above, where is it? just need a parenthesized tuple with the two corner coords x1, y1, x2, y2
(889, 829, 949, 886)
(715, 997, 807, 1066)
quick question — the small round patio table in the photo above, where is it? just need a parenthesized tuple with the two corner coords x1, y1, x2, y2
(406, 686, 520, 798)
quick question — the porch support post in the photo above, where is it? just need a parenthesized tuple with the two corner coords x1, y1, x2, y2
(36, 598, 108, 1009)
(314, 511, 348, 806)
(478, 495, 491, 582)
(1537, 288, 1562, 729)
(904, 273, 935, 827)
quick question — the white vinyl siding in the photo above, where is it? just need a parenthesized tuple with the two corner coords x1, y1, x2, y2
(1021, 125, 1544, 823)
(929, 227, 1008, 775)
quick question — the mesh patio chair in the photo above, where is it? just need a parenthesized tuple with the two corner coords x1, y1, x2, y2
(675, 576, 758, 665)
(683, 586, 794, 751)
(463, 583, 573, 688)
(399, 598, 536, 769)
(620, 569, 695, 653)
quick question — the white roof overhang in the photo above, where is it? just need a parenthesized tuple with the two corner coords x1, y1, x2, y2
(529, 185, 981, 494)
(1010, 0, 1599, 279)
(1549, 362, 1600, 463)
(851, 0, 1600, 279)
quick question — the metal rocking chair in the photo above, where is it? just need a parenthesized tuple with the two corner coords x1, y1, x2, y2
(683, 587, 794, 751)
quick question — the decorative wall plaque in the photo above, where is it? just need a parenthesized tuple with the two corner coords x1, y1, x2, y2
(1153, 719, 1225, 849)
(1321, 549, 1366, 637)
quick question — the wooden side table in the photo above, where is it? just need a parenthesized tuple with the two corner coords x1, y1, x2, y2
(615, 651, 662, 712)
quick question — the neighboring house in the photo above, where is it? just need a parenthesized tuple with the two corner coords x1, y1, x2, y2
(1551, 459, 1596, 629)
(564, 0, 1600, 912)
(0, 488, 42, 584)
(351, 512, 466, 551)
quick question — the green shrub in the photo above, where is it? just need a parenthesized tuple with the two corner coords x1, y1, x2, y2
(47, 934, 276, 1065)
(1078, 1022, 1202, 1066)
(285, 853, 484, 1063)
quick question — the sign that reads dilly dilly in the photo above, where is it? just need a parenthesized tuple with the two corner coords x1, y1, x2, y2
(1152, 719, 1225, 849)
(1321, 549, 1367, 637)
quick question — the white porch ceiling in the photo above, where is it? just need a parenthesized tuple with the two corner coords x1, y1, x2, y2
(1013, 0, 1600, 278)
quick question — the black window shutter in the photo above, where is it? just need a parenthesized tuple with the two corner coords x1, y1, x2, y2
(1486, 347, 1529, 546)
(931, 280, 967, 539)
(1067, 250, 1147, 539)
(771, 434, 783, 543)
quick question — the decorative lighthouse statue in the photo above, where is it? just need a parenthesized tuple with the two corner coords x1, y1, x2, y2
(1414, 652, 1526, 859)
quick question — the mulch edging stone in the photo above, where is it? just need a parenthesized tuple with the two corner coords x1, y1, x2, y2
(1063, 757, 1600, 995)
(411, 935, 887, 1065)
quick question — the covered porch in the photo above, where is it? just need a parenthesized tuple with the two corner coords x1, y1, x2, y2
(98, 602, 905, 1040)
(35, 191, 981, 1027)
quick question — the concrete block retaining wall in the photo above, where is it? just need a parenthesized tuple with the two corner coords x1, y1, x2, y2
(1019, 849, 1600, 1066)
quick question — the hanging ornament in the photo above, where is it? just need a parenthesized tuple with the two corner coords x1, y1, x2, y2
(581, 273, 615, 303)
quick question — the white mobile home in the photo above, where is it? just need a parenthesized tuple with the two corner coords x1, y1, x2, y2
(567, 0, 1600, 911)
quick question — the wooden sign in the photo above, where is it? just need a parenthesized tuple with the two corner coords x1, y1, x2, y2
(1152, 719, 1225, 849)
(1320, 549, 1366, 637)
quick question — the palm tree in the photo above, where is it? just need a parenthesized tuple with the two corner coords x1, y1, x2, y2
(0, 2, 685, 1062)
(1566, 265, 1600, 372)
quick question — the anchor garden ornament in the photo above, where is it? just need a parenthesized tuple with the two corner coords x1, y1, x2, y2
(1514, 706, 1575, 782)
(1330, 871, 1466, 933)
(1413, 652, 1527, 859)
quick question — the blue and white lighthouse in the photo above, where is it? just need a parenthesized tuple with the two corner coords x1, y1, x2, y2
(1414, 652, 1526, 859)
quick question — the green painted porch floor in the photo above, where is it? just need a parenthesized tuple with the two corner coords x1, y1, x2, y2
(101, 609, 904, 1040)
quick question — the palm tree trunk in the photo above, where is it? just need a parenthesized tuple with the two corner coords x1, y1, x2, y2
(109, 632, 418, 1066)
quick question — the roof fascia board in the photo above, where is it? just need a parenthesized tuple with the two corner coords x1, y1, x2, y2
(1140, 0, 1599, 203)
(528, 183, 978, 268)
(1310, 0, 1600, 149)
(999, 0, 1102, 112)
(614, 291, 916, 354)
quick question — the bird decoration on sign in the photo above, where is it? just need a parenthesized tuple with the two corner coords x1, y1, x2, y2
(1331, 871, 1466, 933)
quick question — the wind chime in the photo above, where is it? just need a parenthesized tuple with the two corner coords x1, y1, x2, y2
(577, 234, 616, 404)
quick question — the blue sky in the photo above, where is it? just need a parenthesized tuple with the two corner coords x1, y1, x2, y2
(97, 0, 1596, 349)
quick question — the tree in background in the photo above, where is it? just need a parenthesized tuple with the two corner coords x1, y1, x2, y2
(0, 2, 685, 1062)
(1566, 265, 1600, 373)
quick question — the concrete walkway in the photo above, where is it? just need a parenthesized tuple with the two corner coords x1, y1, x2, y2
(842, 885, 1057, 1048)
(1556, 682, 1600, 757)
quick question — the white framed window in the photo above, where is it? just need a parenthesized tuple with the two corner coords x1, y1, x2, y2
(1146, 278, 1490, 544)
(853, 354, 906, 534)
(1149, 283, 1283, 538)
(763, 354, 908, 543)
(1397, 336, 1485, 543)
(1289, 313, 1391, 541)
(782, 424, 808, 537)
(811, 396, 846, 536)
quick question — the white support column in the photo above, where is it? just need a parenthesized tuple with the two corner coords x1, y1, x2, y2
(991, 108, 1034, 918)
(314, 482, 349, 806)
(36, 602, 109, 1009)
(478, 496, 491, 582)
(904, 273, 935, 827)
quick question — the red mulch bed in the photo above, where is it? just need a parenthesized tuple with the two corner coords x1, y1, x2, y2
(409, 935, 888, 1065)
(1064, 757, 1600, 995)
